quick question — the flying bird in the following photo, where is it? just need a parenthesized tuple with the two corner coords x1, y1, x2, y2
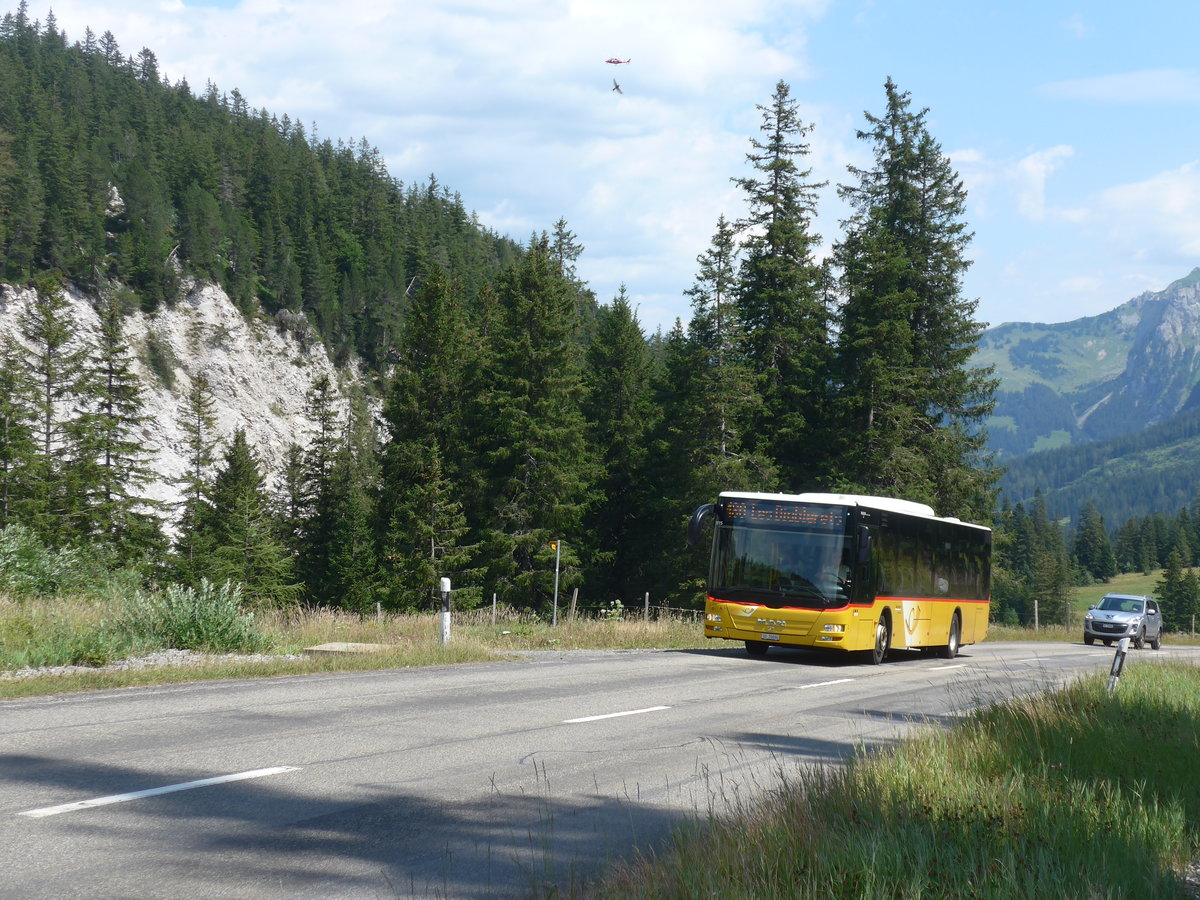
(612, 79, 623, 94)
(604, 57, 631, 64)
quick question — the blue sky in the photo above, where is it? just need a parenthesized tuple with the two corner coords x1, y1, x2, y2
(34, 0, 1200, 333)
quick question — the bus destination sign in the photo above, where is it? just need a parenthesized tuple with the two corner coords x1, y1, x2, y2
(719, 499, 845, 532)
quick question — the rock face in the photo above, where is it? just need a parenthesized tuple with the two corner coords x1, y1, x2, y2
(0, 278, 350, 521)
(976, 269, 1200, 458)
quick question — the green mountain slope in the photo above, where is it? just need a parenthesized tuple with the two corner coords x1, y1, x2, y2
(977, 270, 1200, 458)
(999, 405, 1200, 525)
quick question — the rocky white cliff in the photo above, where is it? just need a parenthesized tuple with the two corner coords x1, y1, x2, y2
(0, 278, 352, 522)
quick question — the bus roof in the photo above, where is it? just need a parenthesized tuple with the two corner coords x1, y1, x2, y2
(717, 491, 990, 531)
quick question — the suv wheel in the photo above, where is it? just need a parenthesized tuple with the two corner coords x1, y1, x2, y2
(1150, 630, 1162, 650)
(1133, 627, 1145, 650)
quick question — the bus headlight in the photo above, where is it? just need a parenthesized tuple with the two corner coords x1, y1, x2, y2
(822, 624, 845, 632)
(706, 613, 723, 623)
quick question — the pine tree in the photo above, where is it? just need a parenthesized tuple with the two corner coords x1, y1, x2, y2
(294, 373, 342, 603)
(325, 393, 383, 612)
(471, 239, 595, 610)
(832, 78, 998, 520)
(377, 265, 477, 606)
(1156, 548, 1192, 632)
(83, 290, 163, 554)
(1073, 501, 1116, 582)
(0, 334, 37, 527)
(581, 286, 658, 603)
(193, 429, 299, 605)
(378, 436, 474, 611)
(172, 371, 219, 581)
(19, 273, 94, 542)
(732, 80, 830, 488)
(685, 216, 764, 473)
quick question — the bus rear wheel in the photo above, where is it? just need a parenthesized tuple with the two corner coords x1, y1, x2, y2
(866, 615, 890, 665)
(745, 640, 770, 658)
(937, 613, 961, 660)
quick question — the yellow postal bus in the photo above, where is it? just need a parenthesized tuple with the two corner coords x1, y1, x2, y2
(688, 492, 991, 664)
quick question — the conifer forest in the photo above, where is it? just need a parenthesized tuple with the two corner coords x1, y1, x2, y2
(2, 8, 1170, 628)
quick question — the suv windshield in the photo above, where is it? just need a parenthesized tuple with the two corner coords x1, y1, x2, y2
(1098, 596, 1144, 614)
(712, 524, 850, 609)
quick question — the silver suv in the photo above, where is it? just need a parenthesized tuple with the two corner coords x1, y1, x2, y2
(1083, 593, 1162, 649)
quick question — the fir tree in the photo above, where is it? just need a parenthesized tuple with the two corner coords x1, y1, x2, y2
(19, 272, 94, 542)
(581, 286, 658, 603)
(193, 429, 299, 605)
(1073, 501, 1116, 582)
(732, 80, 830, 488)
(832, 78, 998, 520)
(0, 334, 37, 527)
(472, 240, 595, 610)
(84, 290, 163, 554)
(172, 371, 219, 580)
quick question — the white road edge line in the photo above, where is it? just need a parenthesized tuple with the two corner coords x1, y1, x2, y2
(929, 664, 967, 671)
(19, 766, 300, 818)
(564, 706, 670, 723)
(797, 679, 854, 689)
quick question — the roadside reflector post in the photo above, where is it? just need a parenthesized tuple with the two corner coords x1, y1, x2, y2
(439, 577, 452, 645)
(1107, 636, 1130, 692)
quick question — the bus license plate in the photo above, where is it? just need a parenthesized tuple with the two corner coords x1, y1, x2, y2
(761, 633, 780, 641)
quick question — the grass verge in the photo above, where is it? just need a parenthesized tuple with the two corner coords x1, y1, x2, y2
(586, 661, 1200, 899)
(0, 598, 709, 699)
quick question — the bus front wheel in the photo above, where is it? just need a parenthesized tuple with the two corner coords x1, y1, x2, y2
(866, 615, 890, 665)
(745, 640, 770, 658)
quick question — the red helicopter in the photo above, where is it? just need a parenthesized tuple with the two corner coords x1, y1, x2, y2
(604, 57, 631, 64)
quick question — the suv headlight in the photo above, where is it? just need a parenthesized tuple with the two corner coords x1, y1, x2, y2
(1084, 611, 1093, 621)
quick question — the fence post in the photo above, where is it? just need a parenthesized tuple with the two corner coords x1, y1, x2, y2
(644, 592, 650, 621)
(569, 588, 578, 620)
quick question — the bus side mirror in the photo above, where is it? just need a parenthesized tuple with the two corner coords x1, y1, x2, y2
(856, 525, 872, 566)
(687, 503, 715, 548)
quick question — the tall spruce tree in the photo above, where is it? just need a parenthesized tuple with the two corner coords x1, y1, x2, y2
(0, 335, 37, 527)
(581, 286, 658, 603)
(1073, 501, 1116, 582)
(832, 78, 998, 520)
(19, 273, 94, 542)
(377, 265, 476, 606)
(472, 239, 595, 610)
(171, 372, 221, 584)
(732, 80, 830, 489)
(193, 429, 299, 605)
(295, 373, 342, 603)
(85, 290, 162, 554)
(324, 391, 383, 612)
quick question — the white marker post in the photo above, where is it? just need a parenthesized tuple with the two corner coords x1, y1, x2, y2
(550, 540, 562, 627)
(1107, 636, 1130, 692)
(439, 577, 452, 645)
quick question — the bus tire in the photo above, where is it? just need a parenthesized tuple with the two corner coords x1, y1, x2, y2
(866, 614, 890, 665)
(936, 612, 961, 659)
(745, 640, 770, 658)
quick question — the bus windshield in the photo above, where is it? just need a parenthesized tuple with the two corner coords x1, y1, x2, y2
(712, 524, 851, 609)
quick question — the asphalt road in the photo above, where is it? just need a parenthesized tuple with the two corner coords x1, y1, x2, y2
(4, 640, 1199, 898)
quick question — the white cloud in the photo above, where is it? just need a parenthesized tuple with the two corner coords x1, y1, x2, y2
(1039, 69, 1200, 104)
(1061, 14, 1089, 39)
(1096, 162, 1200, 258)
(1009, 146, 1078, 222)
